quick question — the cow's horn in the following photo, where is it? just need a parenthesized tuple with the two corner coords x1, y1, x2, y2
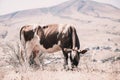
(78, 49, 87, 54)
(64, 48, 72, 51)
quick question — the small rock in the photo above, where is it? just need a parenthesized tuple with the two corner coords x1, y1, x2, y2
(116, 57, 120, 60)
(0, 31, 8, 39)
(108, 38, 111, 41)
(114, 48, 120, 52)
(114, 43, 118, 46)
(102, 46, 111, 50)
(92, 46, 100, 50)
(92, 59, 97, 62)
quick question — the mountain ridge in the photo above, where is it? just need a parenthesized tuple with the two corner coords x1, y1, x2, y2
(0, 0, 120, 21)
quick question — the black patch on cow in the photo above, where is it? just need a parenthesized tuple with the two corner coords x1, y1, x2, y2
(73, 54, 79, 67)
(60, 26, 73, 49)
(40, 31, 59, 49)
(24, 30, 34, 41)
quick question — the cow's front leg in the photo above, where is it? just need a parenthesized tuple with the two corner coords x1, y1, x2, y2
(62, 50, 69, 70)
(70, 51, 80, 71)
(70, 53, 75, 69)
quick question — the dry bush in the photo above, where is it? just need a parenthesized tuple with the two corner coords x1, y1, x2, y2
(5, 41, 22, 67)
(5, 41, 47, 71)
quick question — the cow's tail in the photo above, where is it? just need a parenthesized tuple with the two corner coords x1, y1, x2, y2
(71, 26, 80, 50)
(20, 26, 26, 47)
(20, 26, 24, 40)
(19, 26, 26, 62)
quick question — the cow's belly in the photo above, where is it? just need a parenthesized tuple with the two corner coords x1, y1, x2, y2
(39, 44, 61, 53)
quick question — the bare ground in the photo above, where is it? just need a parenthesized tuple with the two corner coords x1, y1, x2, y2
(0, 14, 120, 80)
(0, 45, 120, 80)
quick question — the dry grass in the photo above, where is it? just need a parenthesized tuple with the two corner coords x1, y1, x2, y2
(5, 42, 22, 67)
(0, 42, 120, 80)
(2, 68, 120, 80)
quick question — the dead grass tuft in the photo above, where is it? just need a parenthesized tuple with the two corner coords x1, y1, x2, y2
(5, 42, 22, 67)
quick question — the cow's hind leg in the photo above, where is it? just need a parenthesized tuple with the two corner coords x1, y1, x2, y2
(25, 48, 32, 67)
(29, 52, 36, 65)
(31, 50, 41, 69)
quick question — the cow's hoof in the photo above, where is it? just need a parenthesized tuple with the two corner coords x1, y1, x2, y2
(31, 64, 40, 70)
(63, 65, 69, 71)
(71, 67, 80, 71)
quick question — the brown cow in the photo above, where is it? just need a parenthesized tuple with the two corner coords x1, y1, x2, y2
(20, 24, 87, 70)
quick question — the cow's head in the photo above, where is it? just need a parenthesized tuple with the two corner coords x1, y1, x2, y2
(73, 49, 87, 67)
(65, 48, 87, 67)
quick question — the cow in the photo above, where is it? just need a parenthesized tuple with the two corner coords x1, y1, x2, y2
(20, 24, 87, 70)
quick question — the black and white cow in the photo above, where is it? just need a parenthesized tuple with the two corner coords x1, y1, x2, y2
(20, 24, 87, 69)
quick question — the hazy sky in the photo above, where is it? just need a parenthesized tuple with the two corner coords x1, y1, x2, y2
(0, 0, 69, 15)
(0, 0, 120, 15)
(93, 0, 120, 8)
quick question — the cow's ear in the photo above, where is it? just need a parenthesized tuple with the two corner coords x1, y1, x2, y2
(78, 49, 87, 54)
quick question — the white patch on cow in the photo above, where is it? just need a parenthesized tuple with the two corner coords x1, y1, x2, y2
(58, 40, 61, 45)
(32, 24, 39, 29)
(75, 47, 78, 50)
(33, 33, 40, 45)
(58, 24, 65, 33)
(63, 24, 71, 33)
(58, 24, 70, 34)
(71, 50, 76, 60)
(20, 32, 26, 48)
(34, 29, 40, 41)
